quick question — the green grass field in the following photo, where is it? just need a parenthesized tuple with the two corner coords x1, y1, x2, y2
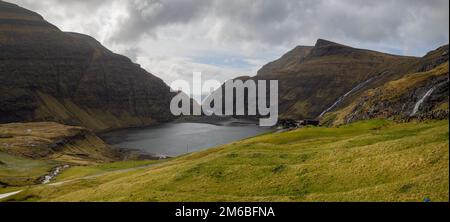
(5, 119, 449, 202)
(0, 152, 57, 188)
(52, 159, 162, 182)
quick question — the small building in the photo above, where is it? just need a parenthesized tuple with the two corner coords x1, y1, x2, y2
(278, 119, 320, 129)
(298, 119, 320, 126)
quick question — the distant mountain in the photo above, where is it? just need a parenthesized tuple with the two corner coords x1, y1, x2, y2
(207, 38, 448, 123)
(255, 39, 420, 119)
(0, 1, 175, 132)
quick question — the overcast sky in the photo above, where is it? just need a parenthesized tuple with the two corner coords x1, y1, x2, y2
(8, 0, 450, 91)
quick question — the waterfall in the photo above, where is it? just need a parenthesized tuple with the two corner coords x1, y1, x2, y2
(41, 165, 69, 184)
(410, 87, 436, 117)
(410, 78, 449, 117)
(319, 77, 374, 118)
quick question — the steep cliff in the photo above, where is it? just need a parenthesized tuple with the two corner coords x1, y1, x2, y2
(0, 1, 175, 132)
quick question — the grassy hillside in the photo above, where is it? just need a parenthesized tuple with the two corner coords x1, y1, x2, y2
(0, 122, 116, 163)
(0, 122, 119, 187)
(0, 152, 57, 187)
(8, 120, 449, 202)
(325, 62, 449, 125)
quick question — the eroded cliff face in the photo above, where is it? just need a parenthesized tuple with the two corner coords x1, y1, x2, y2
(0, 2, 175, 132)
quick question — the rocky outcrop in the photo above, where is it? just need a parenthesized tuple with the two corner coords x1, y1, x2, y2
(0, 1, 175, 132)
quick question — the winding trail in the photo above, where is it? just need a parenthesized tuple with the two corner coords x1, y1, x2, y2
(0, 190, 22, 200)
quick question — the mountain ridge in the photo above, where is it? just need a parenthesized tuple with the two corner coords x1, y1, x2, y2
(209, 38, 426, 120)
(0, 2, 175, 132)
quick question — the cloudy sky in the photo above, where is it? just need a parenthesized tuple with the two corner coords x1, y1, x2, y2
(8, 0, 450, 92)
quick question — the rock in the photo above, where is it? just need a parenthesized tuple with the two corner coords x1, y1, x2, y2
(416, 109, 449, 121)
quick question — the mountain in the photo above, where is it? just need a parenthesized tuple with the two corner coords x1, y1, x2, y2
(255, 39, 421, 119)
(257, 45, 313, 77)
(208, 39, 448, 123)
(0, 1, 175, 132)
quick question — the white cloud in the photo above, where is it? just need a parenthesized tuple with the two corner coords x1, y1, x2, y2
(7, 0, 450, 92)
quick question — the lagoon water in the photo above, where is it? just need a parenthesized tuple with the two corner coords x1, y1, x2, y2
(101, 122, 271, 157)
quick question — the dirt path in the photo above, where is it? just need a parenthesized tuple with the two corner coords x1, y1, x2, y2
(0, 190, 22, 200)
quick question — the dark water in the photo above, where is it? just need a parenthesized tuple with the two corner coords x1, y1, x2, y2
(101, 122, 271, 157)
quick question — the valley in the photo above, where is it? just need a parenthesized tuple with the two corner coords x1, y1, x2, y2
(0, 1, 448, 202)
